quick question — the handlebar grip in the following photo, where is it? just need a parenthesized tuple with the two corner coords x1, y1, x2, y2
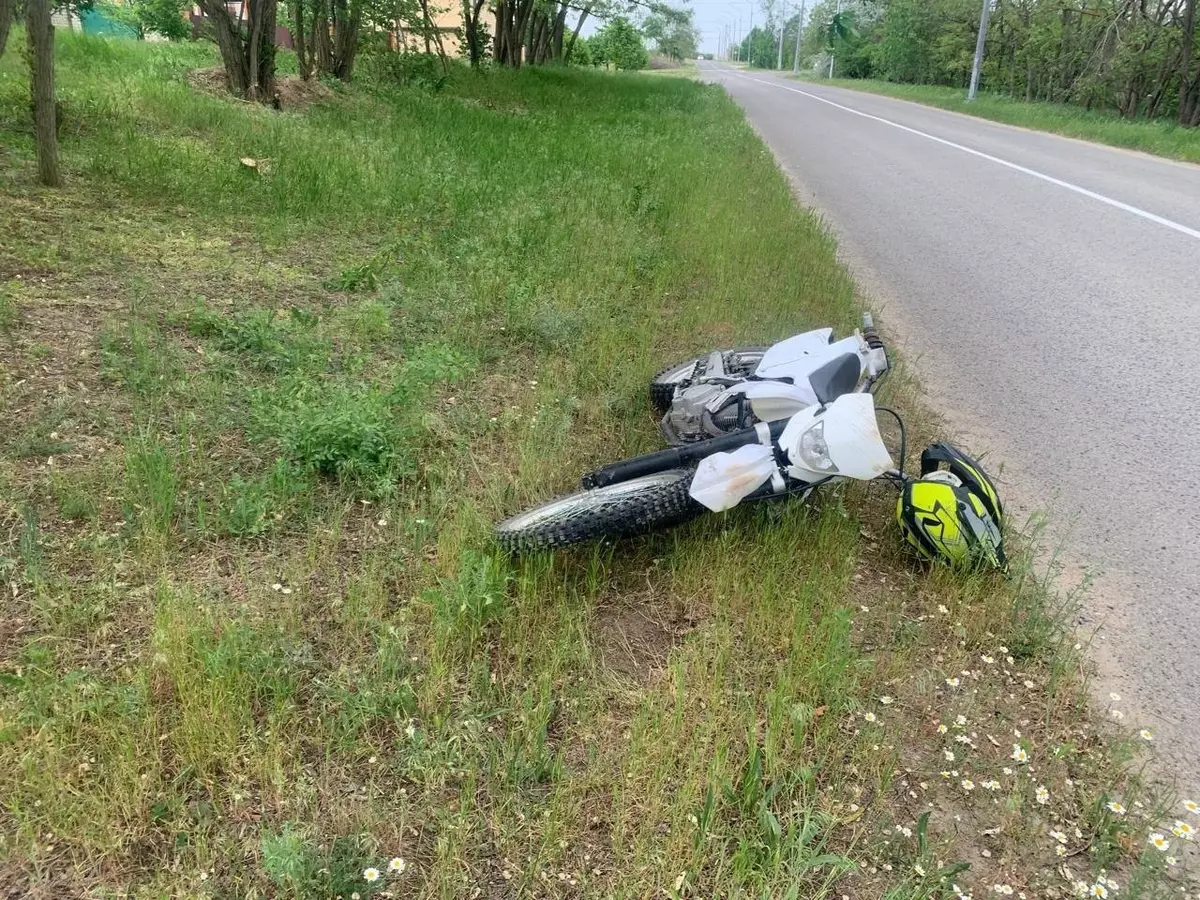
(862, 312, 884, 349)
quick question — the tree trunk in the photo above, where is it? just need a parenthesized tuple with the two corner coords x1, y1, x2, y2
(1181, 0, 1199, 124)
(564, 5, 590, 62)
(330, 0, 359, 79)
(463, 0, 487, 66)
(311, 0, 333, 74)
(26, 0, 61, 187)
(197, 0, 276, 100)
(198, 0, 250, 95)
(295, 0, 313, 79)
(550, 2, 568, 60)
(0, 0, 15, 58)
(417, 0, 432, 52)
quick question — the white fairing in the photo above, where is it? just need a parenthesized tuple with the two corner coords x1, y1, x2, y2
(780, 393, 893, 482)
(754, 328, 834, 378)
(688, 443, 777, 512)
(707, 380, 817, 422)
(755, 333, 863, 386)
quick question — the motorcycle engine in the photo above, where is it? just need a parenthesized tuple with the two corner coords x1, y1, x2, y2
(661, 384, 748, 442)
(662, 383, 722, 442)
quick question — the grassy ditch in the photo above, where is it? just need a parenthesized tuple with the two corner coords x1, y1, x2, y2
(0, 33, 1193, 899)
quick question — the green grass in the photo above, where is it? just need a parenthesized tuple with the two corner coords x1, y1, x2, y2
(0, 32, 1191, 899)
(790, 73, 1200, 164)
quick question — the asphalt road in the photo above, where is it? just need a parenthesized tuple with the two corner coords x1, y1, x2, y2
(698, 62, 1200, 788)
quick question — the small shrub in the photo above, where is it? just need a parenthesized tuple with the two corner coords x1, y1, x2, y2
(359, 51, 448, 91)
(264, 381, 417, 497)
(261, 825, 317, 891)
(187, 304, 325, 372)
(219, 461, 308, 537)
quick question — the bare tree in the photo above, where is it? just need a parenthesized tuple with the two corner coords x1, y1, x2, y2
(197, 0, 278, 101)
(26, 0, 61, 186)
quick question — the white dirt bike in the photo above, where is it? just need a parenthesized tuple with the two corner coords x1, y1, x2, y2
(649, 315, 888, 444)
(495, 317, 904, 552)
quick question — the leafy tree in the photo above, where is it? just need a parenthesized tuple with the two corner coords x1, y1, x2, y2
(96, 0, 189, 40)
(134, 0, 189, 38)
(594, 15, 647, 69)
(567, 33, 594, 65)
(738, 25, 776, 67)
(876, 0, 937, 82)
(797, 0, 1200, 126)
(643, 7, 698, 60)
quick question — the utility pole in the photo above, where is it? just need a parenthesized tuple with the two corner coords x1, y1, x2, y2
(776, 0, 786, 69)
(792, 0, 805, 73)
(827, 0, 839, 77)
(747, 5, 753, 66)
(735, 18, 740, 60)
(967, 0, 992, 100)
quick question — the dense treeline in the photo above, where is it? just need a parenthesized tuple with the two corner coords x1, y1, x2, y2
(739, 0, 1199, 126)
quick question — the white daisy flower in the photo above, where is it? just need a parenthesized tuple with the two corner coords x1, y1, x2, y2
(1139, 729, 1153, 741)
(961, 779, 975, 792)
(946, 677, 960, 687)
(363, 867, 381, 882)
(388, 857, 407, 873)
(1011, 745, 1028, 763)
(1171, 820, 1195, 840)
(863, 712, 878, 723)
(1184, 799, 1199, 814)
(1148, 833, 1169, 851)
(1035, 785, 1049, 805)
(1106, 801, 1126, 815)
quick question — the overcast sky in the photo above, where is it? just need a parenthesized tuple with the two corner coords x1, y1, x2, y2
(686, 0, 765, 56)
(577, 0, 803, 58)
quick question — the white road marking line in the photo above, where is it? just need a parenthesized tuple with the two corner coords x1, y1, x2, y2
(719, 68, 1200, 243)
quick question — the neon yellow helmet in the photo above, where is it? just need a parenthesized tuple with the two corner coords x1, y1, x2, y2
(897, 444, 1005, 568)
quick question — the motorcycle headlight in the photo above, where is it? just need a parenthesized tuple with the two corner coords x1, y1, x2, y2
(797, 420, 839, 474)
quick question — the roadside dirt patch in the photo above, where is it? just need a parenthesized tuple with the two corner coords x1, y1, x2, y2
(593, 591, 702, 680)
(186, 67, 334, 110)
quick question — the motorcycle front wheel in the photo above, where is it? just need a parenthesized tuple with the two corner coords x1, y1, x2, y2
(649, 347, 769, 414)
(495, 469, 704, 552)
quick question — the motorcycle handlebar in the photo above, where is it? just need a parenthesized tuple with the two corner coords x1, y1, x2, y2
(583, 418, 790, 489)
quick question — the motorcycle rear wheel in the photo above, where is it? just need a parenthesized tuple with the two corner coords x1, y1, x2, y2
(495, 469, 703, 552)
(649, 347, 769, 414)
